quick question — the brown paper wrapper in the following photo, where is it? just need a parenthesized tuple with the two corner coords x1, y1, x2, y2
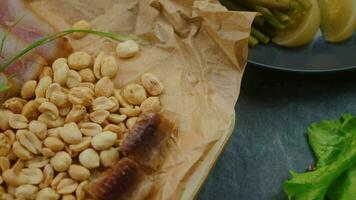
(29, 0, 255, 199)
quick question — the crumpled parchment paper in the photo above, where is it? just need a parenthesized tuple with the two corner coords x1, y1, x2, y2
(29, 0, 255, 199)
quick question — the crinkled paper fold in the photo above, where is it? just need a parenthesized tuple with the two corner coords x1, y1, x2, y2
(29, 0, 255, 199)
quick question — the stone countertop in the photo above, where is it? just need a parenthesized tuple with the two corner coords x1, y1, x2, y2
(197, 64, 356, 200)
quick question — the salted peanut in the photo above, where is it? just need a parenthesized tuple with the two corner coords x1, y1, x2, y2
(100, 55, 118, 78)
(3, 98, 26, 114)
(66, 70, 82, 88)
(68, 164, 90, 181)
(46, 83, 61, 99)
(42, 148, 55, 158)
(38, 102, 59, 120)
(39, 66, 53, 79)
(71, 20, 91, 39)
(4, 130, 15, 145)
(141, 73, 164, 95)
(103, 124, 124, 135)
(114, 89, 131, 108)
(1, 193, 14, 200)
(39, 164, 53, 189)
(7, 151, 18, 161)
(59, 106, 71, 117)
(50, 91, 69, 108)
(28, 121, 47, 140)
(51, 172, 68, 189)
(21, 80, 37, 99)
(123, 83, 147, 105)
(108, 96, 120, 112)
(100, 147, 119, 167)
(9, 114, 28, 129)
(68, 87, 94, 106)
(36, 187, 60, 200)
(0, 134, 11, 156)
(53, 62, 69, 86)
(2, 168, 28, 186)
(80, 122, 102, 136)
(25, 156, 49, 168)
(12, 141, 33, 160)
(68, 51, 92, 70)
(95, 77, 114, 97)
(34, 98, 49, 108)
(69, 137, 91, 153)
(119, 106, 140, 117)
(77, 82, 95, 90)
(44, 137, 64, 152)
(62, 195, 76, 200)
(16, 130, 42, 154)
(108, 114, 127, 123)
(22, 168, 43, 184)
(89, 110, 109, 124)
(52, 58, 67, 71)
(78, 68, 94, 82)
(22, 101, 40, 121)
(93, 52, 104, 79)
(91, 131, 117, 151)
(64, 145, 78, 158)
(15, 184, 38, 200)
(47, 128, 60, 138)
(92, 97, 116, 111)
(0, 156, 10, 171)
(126, 117, 138, 130)
(78, 148, 100, 169)
(56, 178, 78, 194)
(0, 110, 12, 131)
(50, 151, 72, 172)
(76, 180, 88, 200)
(60, 123, 82, 144)
(65, 105, 86, 123)
(116, 40, 139, 58)
(36, 76, 52, 98)
(38, 114, 64, 128)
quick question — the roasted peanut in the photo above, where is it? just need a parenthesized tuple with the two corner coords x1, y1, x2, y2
(78, 148, 99, 169)
(36, 76, 52, 98)
(116, 40, 139, 58)
(68, 164, 90, 181)
(75, 180, 87, 200)
(68, 87, 94, 106)
(114, 89, 131, 108)
(100, 147, 119, 167)
(21, 168, 43, 184)
(22, 101, 40, 121)
(50, 151, 72, 172)
(16, 130, 42, 154)
(93, 52, 104, 79)
(119, 106, 140, 117)
(1, 193, 14, 200)
(38, 114, 64, 128)
(25, 156, 49, 168)
(42, 148, 55, 158)
(39, 66, 53, 79)
(103, 124, 125, 135)
(92, 97, 116, 111)
(59, 106, 72, 117)
(62, 195, 76, 200)
(68, 51, 92, 70)
(91, 131, 117, 151)
(9, 114, 28, 129)
(51, 172, 68, 188)
(108, 114, 127, 123)
(53, 61, 69, 85)
(47, 128, 60, 138)
(71, 20, 91, 39)
(0, 109, 12, 130)
(108, 96, 120, 112)
(141, 73, 164, 95)
(123, 83, 147, 105)
(59, 123, 82, 145)
(15, 184, 38, 200)
(4, 130, 15, 145)
(39, 164, 53, 189)
(12, 141, 33, 160)
(49, 91, 69, 108)
(21, 80, 37, 99)
(52, 58, 67, 71)
(46, 83, 62, 99)
(0, 134, 11, 156)
(56, 178, 78, 194)
(80, 122, 102, 136)
(64, 145, 78, 158)
(3, 169, 28, 186)
(69, 137, 91, 153)
(65, 105, 86, 123)
(140, 97, 161, 113)
(94, 77, 114, 97)
(44, 137, 64, 152)
(0, 156, 10, 171)
(28, 120, 47, 140)
(79, 68, 95, 83)
(36, 187, 60, 200)
(100, 55, 118, 78)
(34, 98, 49, 107)
(89, 110, 109, 124)
(77, 82, 95, 90)
(38, 102, 59, 120)
(66, 70, 82, 88)
(3, 98, 26, 114)
(126, 117, 138, 130)
(7, 151, 17, 161)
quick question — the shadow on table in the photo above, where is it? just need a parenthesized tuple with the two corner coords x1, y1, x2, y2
(198, 65, 356, 200)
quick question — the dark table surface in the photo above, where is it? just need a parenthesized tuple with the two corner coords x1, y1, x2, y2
(197, 64, 356, 200)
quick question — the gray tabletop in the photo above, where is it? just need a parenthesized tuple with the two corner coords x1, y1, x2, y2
(197, 65, 356, 200)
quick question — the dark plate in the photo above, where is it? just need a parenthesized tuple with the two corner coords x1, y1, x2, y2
(248, 31, 356, 73)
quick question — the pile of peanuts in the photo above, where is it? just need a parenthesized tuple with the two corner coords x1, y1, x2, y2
(0, 38, 164, 200)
